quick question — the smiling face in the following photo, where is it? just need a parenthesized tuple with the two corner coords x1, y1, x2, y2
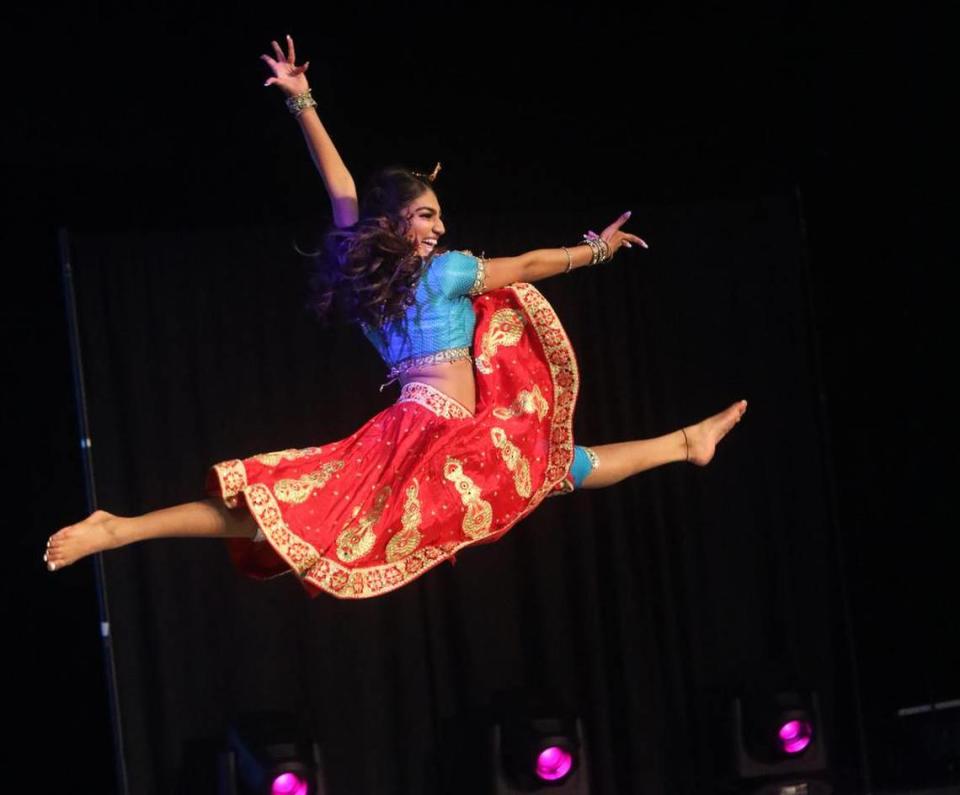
(402, 188, 446, 257)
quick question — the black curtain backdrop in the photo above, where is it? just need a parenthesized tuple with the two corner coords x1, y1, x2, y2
(67, 194, 849, 794)
(9, 5, 956, 793)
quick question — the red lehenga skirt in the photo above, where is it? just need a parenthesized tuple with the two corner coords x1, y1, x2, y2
(206, 282, 580, 599)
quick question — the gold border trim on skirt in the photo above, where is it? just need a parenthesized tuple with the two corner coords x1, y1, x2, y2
(397, 381, 475, 419)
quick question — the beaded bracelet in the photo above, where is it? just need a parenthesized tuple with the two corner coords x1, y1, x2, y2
(597, 237, 611, 262)
(582, 236, 611, 265)
(582, 237, 608, 265)
(581, 238, 598, 265)
(285, 89, 317, 117)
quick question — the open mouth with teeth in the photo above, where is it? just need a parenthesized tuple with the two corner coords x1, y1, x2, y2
(420, 238, 438, 253)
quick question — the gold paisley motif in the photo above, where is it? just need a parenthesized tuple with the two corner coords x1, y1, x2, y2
(254, 447, 324, 467)
(490, 427, 532, 498)
(273, 460, 345, 504)
(443, 457, 492, 539)
(336, 485, 391, 563)
(475, 308, 526, 374)
(385, 478, 424, 563)
(492, 384, 550, 422)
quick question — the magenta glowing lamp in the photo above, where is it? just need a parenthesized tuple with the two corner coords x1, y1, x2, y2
(271, 772, 308, 795)
(535, 745, 574, 781)
(777, 719, 813, 754)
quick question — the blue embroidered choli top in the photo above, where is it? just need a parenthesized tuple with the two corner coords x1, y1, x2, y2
(360, 250, 487, 390)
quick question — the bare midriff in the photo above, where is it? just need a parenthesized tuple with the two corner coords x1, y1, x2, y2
(398, 357, 477, 416)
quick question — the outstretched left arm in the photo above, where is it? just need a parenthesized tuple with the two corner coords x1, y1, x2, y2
(481, 245, 593, 290)
(479, 212, 647, 290)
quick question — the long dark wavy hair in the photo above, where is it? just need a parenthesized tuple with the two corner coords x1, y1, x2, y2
(307, 167, 441, 328)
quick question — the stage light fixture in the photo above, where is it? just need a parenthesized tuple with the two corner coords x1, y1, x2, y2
(492, 707, 591, 794)
(732, 689, 830, 794)
(219, 711, 326, 795)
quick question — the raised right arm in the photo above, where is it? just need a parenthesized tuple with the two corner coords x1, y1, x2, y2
(293, 107, 359, 228)
(262, 35, 359, 229)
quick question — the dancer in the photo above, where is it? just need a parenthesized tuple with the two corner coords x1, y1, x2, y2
(45, 36, 747, 598)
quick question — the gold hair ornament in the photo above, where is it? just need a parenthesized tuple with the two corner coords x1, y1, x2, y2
(413, 162, 442, 182)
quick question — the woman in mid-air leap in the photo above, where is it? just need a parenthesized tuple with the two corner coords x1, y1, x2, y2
(45, 36, 747, 598)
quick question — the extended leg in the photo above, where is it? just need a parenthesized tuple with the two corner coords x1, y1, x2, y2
(45, 498, 259, 572)
(579, 399, 747, 489)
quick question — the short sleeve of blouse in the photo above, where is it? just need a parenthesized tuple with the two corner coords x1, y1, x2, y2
(437, 250, 486, 298)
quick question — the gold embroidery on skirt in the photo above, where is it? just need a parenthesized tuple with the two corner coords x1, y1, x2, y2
(385, 478, 424, 562)
(213, 459, 248, 508)
(492, 384, 550, 422)
(475, 308, 526, 374)
(336, 485, 391, 563)
(443, 457, 493, 539)
(511, 282, 577, 489)
(397, 381, 473, 419)
(273, 460, 345, 504)
(254, 447, 324, 467)
(490, 427, 532, 498)
(545, 478, 575, 498)
(221, 282, 577, 600)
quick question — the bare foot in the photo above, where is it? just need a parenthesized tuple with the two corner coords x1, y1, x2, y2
(45, 510, 121, 572)
(683, 400, 748, 466)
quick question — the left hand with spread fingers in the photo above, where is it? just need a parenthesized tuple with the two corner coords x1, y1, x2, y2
(587, 211, 649, 258)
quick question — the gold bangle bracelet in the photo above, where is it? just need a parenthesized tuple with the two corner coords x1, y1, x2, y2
(285, 90, 317, 117)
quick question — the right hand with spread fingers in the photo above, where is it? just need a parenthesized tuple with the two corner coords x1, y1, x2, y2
(261, 34, 310, 97)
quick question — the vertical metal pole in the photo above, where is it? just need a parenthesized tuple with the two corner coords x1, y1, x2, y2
(58, 227, 130, 795)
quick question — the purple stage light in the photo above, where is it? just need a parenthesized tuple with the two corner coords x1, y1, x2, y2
(535, 745, 573, 781)
(777, 719, 813, 754)
(271, 772, 308, 795)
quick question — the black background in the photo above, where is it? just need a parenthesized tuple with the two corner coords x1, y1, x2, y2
(4, 2, 953, 792)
